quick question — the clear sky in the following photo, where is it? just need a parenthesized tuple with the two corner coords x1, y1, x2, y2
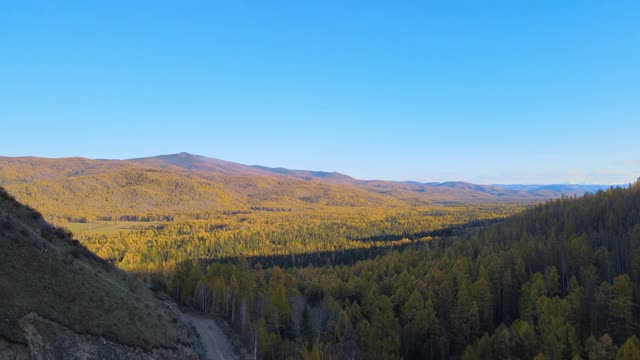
(2, 1, 639, 184)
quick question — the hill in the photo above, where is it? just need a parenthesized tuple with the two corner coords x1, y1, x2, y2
(0, 155, 404, 221)
(130, 152, 263, 176)
(0, 153, 611, 222)
(0, 187, 204, 359)
(494, 183, 610, 196)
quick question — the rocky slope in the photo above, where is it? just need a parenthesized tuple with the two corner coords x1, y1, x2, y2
(0, 187, 205, 359)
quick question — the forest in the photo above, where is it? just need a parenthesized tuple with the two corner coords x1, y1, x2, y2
(2, 156, 639, 359)
(4, 1, 638, 358)
(77, 205, 516, 274)
(164, 182, 640, 359)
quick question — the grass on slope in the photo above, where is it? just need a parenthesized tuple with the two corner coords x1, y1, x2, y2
(0, 187, 195, 350)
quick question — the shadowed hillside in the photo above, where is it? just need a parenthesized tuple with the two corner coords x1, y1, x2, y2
(0, 187, 204, 359)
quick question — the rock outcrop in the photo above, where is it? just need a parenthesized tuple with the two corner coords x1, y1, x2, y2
(0, 312, 201, 360)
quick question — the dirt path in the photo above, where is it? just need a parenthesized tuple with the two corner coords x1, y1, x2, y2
(183, 312, 239, 360)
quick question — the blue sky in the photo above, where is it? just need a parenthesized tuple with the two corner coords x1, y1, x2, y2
(1, 1, 639, 184)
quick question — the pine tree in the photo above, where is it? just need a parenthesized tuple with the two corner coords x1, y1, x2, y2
(472, 273, 493, 331)
(616, 335, 640, 360)
(452, 276, 479, 350)
(609, 275, 634, 343)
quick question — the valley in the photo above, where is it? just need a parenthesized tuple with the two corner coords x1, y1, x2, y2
(1, 153, 638, 359)
(3, 3, 638, 358)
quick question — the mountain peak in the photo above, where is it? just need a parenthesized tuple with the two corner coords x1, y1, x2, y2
(129, 152, 261, 175)
(175, 152, 198, 157)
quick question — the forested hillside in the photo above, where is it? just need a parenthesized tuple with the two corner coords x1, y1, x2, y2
(0, 156, 404, 221)
(0, 154, 605, 223)
(169, 182, 640, 359)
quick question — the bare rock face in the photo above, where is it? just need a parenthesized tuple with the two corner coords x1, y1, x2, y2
(0, 313, 203, 360)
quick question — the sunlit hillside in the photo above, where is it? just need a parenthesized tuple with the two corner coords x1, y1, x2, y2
(0, 153, 605, 223)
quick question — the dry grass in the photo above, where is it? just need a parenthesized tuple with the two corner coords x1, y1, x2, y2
(63, 220, 162, 235)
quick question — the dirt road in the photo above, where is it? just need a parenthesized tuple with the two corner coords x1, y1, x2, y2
(183, 312, 239, 360)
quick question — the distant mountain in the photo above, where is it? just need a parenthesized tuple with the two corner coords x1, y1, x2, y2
(130, 152, 355, 182)
(396, 181, 613, 200)
(494, 183, 612, 195)
(250, 165, 354, 182)
(0, 153, 617, 220)
(129, 152, 261, 175)
(0, 187, 204, 359)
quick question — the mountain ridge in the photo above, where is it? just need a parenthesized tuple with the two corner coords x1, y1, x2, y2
(1, 152, 614, 189)
(0, 153, 618, 221)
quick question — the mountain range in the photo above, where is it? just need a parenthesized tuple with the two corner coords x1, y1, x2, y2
(0, 153, 612, 220)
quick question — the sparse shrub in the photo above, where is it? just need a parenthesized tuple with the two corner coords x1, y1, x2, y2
(0, 187, 15, 201)
(0, 216, 14, 232)
(40, 226, 56, 241)
(53, 226, 72, 239)
(149, 278, 166, 293)
(30, 209, 42, 220)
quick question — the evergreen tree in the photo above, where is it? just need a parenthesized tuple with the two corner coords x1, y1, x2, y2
(609, 275, 634, 343)
(616, 335, 640, 360)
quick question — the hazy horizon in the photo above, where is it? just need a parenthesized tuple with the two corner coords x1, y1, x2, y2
(0, 151, 628, 186)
